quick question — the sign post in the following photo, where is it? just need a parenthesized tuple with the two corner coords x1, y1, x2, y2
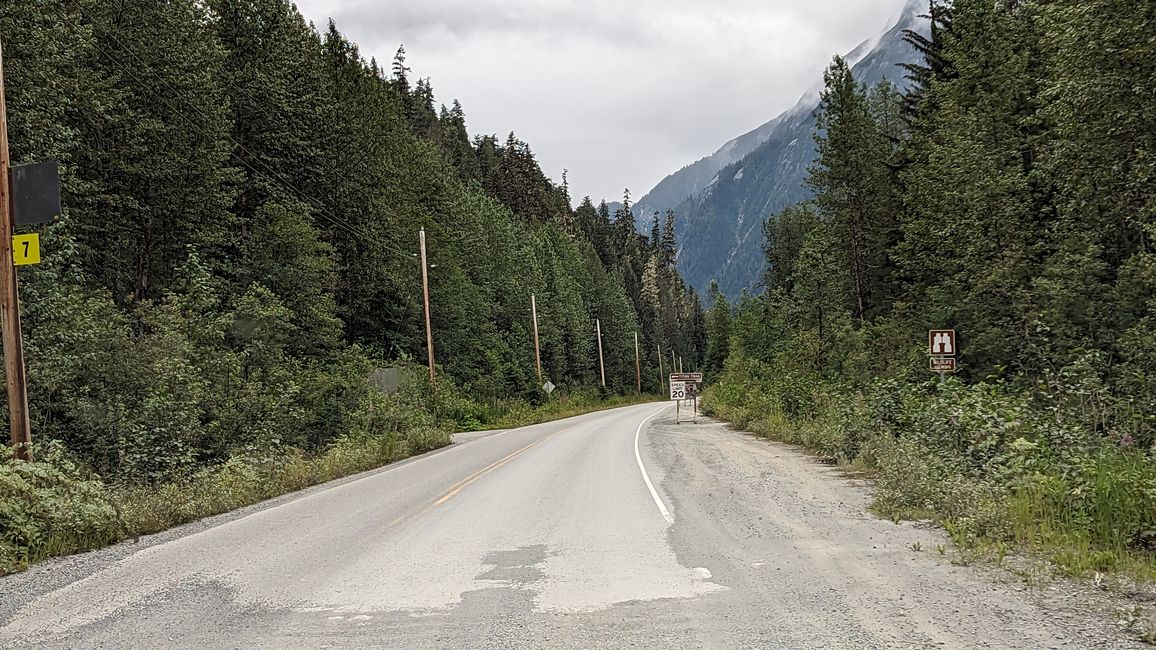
(686, 381, 699, 424)
(928, 329, 957, 385)
(670, 373, 703, 424)
(670, 380, 685, 423)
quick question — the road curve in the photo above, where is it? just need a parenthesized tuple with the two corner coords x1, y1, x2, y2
(0, 403, 1142, 648)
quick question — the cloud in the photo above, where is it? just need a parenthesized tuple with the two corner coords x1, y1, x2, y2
(317, 0, 649, 46)
(294, 0, 908, 204)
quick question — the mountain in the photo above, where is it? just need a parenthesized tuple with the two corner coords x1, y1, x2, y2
(635, 0, 928, 297)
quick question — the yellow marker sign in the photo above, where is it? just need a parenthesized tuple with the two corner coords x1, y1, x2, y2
(13, 233, 41, 266)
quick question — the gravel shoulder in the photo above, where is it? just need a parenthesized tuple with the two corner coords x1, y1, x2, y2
(648, 414, 1147, 649)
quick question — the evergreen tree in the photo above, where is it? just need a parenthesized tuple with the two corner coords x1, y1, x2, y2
(69, 0, 238, 302)
(896, 0, 1048, 374)
(901, 0, 955, 121)
(762, 204, 820, 295)
(808, 57, 901, 324)
(703, 281, 731, 376)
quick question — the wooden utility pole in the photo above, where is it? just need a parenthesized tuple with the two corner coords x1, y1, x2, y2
(633, 332, 641, 395)
(531, 293, 542, 385)
(678, 356, 684, 373)
(595, 318, 605, 387)
(0, 41, 31, 461)
(419, 227, 435, 384)
(657, 343, 665, 393)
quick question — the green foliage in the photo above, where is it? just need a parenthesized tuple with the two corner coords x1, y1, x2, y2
(0, 0, 703, 572)
(703, 281, 731, 378)
(808, 59, 902, 323)
(0, 441, 121, 573)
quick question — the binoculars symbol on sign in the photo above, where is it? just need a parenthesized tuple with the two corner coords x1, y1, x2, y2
(931, 331, 955, 355)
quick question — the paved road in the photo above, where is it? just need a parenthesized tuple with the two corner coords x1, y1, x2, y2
(0, 403, 1141, 648)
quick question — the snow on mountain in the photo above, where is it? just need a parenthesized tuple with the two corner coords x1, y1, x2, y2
(636, 0, 928, 297)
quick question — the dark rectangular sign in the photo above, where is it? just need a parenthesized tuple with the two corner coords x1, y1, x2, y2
(928, 329, 957, 357)
(10, 160, 61, 226)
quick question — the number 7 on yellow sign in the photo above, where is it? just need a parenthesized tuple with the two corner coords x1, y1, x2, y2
(12, 233, 40, 266)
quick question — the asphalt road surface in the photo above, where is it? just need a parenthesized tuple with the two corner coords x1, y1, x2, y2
(0, 403, 1142, 648)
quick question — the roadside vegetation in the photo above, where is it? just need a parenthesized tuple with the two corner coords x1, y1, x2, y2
(701, 0, 1156, 591)
(0, 0, 698, 575)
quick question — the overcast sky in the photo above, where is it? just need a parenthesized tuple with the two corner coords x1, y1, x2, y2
(293, 0, 909, 204)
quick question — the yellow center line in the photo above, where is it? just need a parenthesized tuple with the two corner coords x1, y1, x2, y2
(433, 429, 565, 506)
(387, 408, 637, 527)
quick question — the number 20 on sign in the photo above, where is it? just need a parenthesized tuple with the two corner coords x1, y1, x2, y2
(12, 234, 40, 266)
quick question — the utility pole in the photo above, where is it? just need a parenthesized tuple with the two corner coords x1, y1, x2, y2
(657, 343, 665, 394)
(0, 41, 31, 461)
(531, 293, 542, 385)
(671, 349, 676, 377)
(678, 356, 684, 373)
(595, 318, 606, 387)
(419, 227, 435, 385)
(633, 332, 641, 395)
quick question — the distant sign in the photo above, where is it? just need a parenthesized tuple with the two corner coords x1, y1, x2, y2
(929, 330, 957, 357)
(669, 372, 703, 384)
(669, 381, 686, 401)
(930, 357, 957, 374)
(10, 161, 61, 226)
(12, 234, 40, 266)
(542, 380, 556, 395)
(369, 367, 401, 394)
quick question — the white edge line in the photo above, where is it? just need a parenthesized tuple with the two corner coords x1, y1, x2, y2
(634, 406, 675, 524)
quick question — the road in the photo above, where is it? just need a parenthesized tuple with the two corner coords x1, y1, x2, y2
(0, 403, 1141, 648)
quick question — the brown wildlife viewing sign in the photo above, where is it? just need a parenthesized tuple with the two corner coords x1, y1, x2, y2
(928, 330, 957, 357)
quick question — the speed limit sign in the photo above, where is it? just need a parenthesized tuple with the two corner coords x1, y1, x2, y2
(669, 381, 686, 401)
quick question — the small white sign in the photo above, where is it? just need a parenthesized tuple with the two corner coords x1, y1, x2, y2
(670, 381, 686, 401)
(542, 380, 556, 394)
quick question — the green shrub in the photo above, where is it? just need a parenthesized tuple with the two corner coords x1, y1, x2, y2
(0, 441, 122, 573)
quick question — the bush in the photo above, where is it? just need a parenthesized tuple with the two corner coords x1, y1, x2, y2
(0, 441, 122, 572)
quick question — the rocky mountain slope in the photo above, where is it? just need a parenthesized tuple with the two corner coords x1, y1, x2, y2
(635, 0, 927, 297)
